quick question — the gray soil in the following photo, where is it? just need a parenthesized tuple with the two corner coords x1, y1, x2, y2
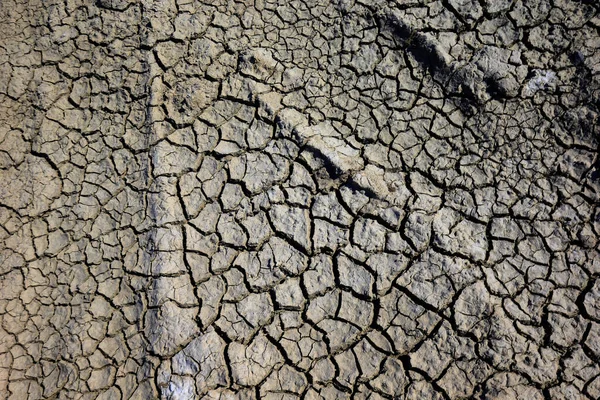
(1, 0, 599, 398)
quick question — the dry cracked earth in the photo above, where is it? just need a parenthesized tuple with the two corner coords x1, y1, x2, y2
(1, 0, 600, 399)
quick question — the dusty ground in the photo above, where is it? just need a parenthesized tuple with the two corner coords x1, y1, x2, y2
(1, 0, 599, 399)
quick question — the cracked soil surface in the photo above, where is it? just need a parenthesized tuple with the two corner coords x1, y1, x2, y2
(1, 0, 600, 399)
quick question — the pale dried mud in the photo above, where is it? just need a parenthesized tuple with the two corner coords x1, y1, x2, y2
(1, 0, 600, 399)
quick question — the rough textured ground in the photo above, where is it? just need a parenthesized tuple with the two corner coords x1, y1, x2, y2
(1, 0, 599, 399)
